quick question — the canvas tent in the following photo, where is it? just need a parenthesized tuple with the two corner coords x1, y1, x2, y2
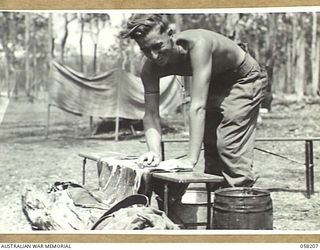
(46, 61, 184, 139)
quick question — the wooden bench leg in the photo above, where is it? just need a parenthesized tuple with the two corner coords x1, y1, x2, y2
(305, 140, 314, 198)
(309, 141, 315, 195)
(206, 183, 212, 229)
(161, 141, 165, 160)
(164, 183, 169, 215)
(97, 161, 103, 190)
(82, 157, 87, 185)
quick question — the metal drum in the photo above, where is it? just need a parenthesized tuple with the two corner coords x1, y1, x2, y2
(212, 187, 273, 230)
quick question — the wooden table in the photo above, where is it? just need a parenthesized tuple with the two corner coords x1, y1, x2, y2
(152, 171, 224, 229)
(142, 137, 320, 198)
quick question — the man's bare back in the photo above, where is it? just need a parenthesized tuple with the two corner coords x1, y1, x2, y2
(145, 29, 246, 82)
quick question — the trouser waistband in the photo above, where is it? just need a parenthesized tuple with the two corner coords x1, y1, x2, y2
(217, 53, 258, 79)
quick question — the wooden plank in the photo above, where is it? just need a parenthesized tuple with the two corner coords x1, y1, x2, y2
(152, 172, 224, 184)
(78, 152, 132, 162)
(141, 137, 320, 144)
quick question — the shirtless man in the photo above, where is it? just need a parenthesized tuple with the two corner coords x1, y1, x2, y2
(121, 14, 267, 194)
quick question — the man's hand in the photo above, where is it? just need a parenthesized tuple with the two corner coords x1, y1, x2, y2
(157, 158, 195, 171)
(137, 151, 161, 168)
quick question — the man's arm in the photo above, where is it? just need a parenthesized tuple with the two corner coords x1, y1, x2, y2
(139, 61, 162, 166)
(187, 38, 213, 165)
(156, 38, 213, 171)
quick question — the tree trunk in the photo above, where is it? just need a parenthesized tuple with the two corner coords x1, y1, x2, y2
(284, 14, 298, 95)
(291, 15, 298, 95)
(32, 15, 38, 100)
(89, 17, 104, 75)
(253, 42, 260, 63)
(294, 15, 306, 101)
(0, 14, 14, 97)
(79, 14, 85, 72)
(2, 44, 11, 97)
(317, 38, 320, 93)
(25, 13, 31, 98)
(311, 12, 319, 96)
(265, 14, 276, 72)
(274, 64, 285, 94)
(262, 13, 277, 109)
(285, 42, 292, 94)
(173, 14, 183, 32)
(8, 13, 16, 97)
(9, 13, 19, 99)
(225, 13, 240, 40)
(50, 14, 55, 60)
(60, 14, 69, 64)
(93, 43, 97, 75)
(46, 13, 53, 94)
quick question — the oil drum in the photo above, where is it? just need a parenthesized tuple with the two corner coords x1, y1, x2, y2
(212, 187, 273, 230)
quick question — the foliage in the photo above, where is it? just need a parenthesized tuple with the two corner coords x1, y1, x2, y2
(0, 11, 319, 100)
(177, 12, 320, 97)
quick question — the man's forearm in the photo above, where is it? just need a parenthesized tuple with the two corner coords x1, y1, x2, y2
(143, 115, 162, 158)
(187, 107, 206, 165)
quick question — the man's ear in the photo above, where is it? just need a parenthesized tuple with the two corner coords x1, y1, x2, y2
(167, 28, 173, 37)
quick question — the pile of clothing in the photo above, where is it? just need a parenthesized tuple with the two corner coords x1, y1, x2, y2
(22, 181, 178, 230)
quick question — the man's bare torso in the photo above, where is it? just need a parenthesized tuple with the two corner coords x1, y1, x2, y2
(144, 29, 246, 81)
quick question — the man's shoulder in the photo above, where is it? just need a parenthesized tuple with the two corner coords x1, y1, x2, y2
(175, 29, 218, 51)
(176, 29, 216, 40)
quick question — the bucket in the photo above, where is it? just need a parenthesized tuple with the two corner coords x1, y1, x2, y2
(157, 189, 214, 229)
(212, 187, 273, 230)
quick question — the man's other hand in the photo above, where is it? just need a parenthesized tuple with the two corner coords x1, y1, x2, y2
(137, 151, 161, 168)
(157, 158, 195, 171)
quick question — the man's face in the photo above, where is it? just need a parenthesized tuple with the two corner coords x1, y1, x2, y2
(136, 27, 173, 66)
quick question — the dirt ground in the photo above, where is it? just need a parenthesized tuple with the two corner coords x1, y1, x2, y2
(0, 97, 319, 232)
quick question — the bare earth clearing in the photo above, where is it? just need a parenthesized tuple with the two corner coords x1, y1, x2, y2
(0, 98, 319, 232)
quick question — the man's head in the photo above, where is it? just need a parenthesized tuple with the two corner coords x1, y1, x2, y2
(121, 14, 175, 66)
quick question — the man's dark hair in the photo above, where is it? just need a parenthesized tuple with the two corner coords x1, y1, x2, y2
(120, 14, 169, 39)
